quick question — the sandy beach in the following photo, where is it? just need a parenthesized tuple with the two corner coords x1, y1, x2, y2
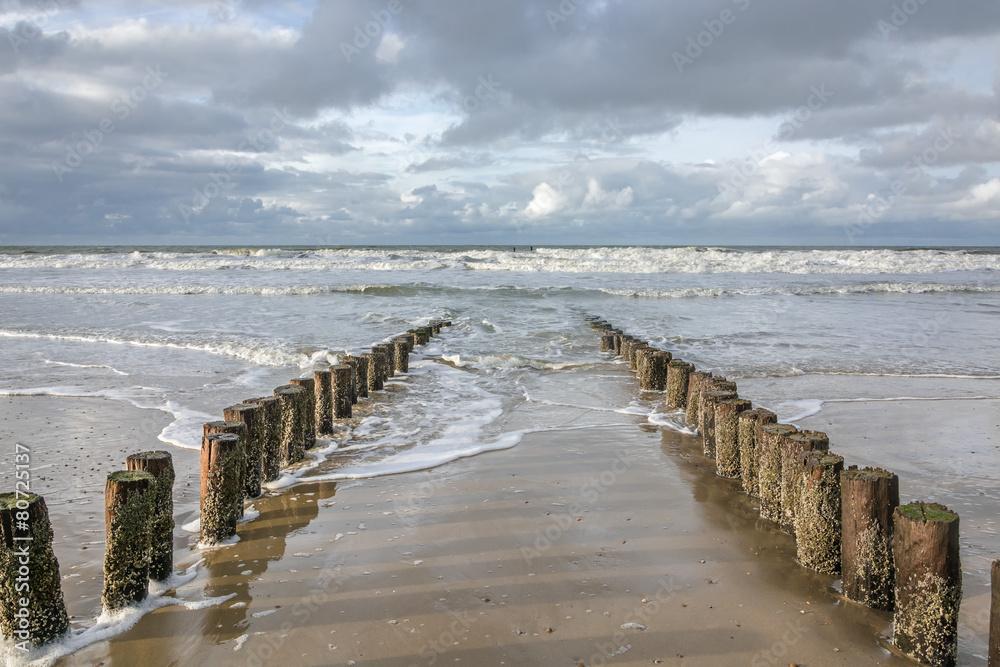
(3, 358, 998, 666)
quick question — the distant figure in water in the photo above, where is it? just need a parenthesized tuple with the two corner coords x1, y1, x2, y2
(512, 247, 516, 252)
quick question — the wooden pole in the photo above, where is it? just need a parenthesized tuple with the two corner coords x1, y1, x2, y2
(715, 398, 752, 479)
(273, 385, 306, 465)
(738, 408, 776, 498)
(892, 502, 962, 667)
(699, 389, 737, 459)
(990, 560, 1000, 667)
(0, 493, 69, 646)
(780, 430, 829, 533)
(628, 342, 648, 372)
(841, 466, 899, 611)
(200, 432, 241, 545)
(102, 471, 154, 610)
(224, 403, 265, 499)
(600, 334, 616, 352)
(243, 395, 281, 482)
(758, 423, 798, 523)
(638, 349, 670, 390)
(374, 344, 393, 382)
(313, 370, 334, 436)
(795, 451, 844, 575)
(125, 451, 174, 581)
(409, 329, 429, 346)
(684, 371, 713, 427)
(892, 502, 961, 667)
(361, 352, 380, 393)
(340, 356, 360, 404)
(289, 378, 317, 450)
(666, 360, 693, 410)
(392, 338, 410, 374)
(204, 421, 247, 517)
(332, 364, 353, 419)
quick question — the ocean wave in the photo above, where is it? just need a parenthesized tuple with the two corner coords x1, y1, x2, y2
(0, 247, 996, 274)
(599, 282, 1000, 299)
(0, 283, 434, 297)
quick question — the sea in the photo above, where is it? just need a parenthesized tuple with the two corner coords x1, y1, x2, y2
(1, 245, 999, 661)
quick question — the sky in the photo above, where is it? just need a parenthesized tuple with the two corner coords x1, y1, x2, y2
(1, 0, 999, 246)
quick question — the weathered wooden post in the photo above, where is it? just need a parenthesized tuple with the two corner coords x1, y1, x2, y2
(684, 371, 713, 427)
(430, 321, 442, 335)
(738, 408, 776, 498)
(273, 385, 305, 466)
(313, 370, 334, 436)
(125, 451, 174, 581)
(243, 395, 281, 482)
(638, 349, 670, 390)
(715, 398, 752, 478)
(361, 352, 381, 393)
(224, 403, 265, 498)
(841, 466, 899, 611)
(990, 560, 1000, 667)
(200, 432, 242, 545)
(781, 430, 829, 532)
(699, 389, 737, 458)
(666, 361, 693, 410)
(795, 451, 844, 575)
(612, 332, 625, 356)
(0, 493, 69, 646)
(892, 502, 961, 667)
(332, 364, 353, 419)
(392, 338, 409, 374)
(409, 329, 429, 346)
(758, 423, 798, 522)
(103, 471, 154, 610)
(204, 420, 247, 517)
(601, 334, 616, 352)
(628, 342, 648, 372)
(289, 377, 317, 450)
(374, 344, 393, 382)
(340, 356, 360, 404)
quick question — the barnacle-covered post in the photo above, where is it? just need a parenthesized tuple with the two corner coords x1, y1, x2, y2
(892, 502, 961, 667)
(0, 493, 69, 646)
(289, 377, 317, 450)
(224, 403, 265, 498)
(758, 423, 798, 522)
(102, 471, 154, 611)
(125, 451, 174, 581)
(409, 329, 429, 346)
(200, 432, 242, 545)
(715, 398, 752, 478)
(780, 430, 829, 533)
(361, 352, 380, 393)
(666, 360, 693, 410)
(340, 355, 360, 404)
(684, 371, 713, 427)
(243, 396, 281, 482)
(273, 385, 305, 465)
(392, 338, 410, 374)
(332, 364, 353, 419)
(990, 560, 1000, 667)
(203, 420, 247, 517)
(841, 466, 899, 611)
(699, 384, 736, 459)
(795, 451, 844, 575)
(738, 408, 776, 498)
(313, 370, 334, 435)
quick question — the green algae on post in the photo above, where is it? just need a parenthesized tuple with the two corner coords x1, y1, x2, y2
(125, 451, 175, 581)
(243, 395, 281, 482)
(841, 466, 899, 612)
(0, 493, 69, 647)
(892, 501, 961, 667)
(103, 471, 155, 611)
(794, 451, 844, 576)
(738, 408, 776, 498)
(203, 420, 248, 518)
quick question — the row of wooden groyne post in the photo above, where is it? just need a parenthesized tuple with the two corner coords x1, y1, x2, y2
(586, 315, 987, 667)
(0, 321, 451, 650)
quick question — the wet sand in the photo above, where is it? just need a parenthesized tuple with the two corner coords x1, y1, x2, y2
(1, 385, 998, 666)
